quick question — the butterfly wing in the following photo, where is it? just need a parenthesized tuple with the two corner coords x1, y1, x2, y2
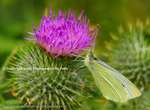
(97, 60, 141, 99)
(84, 52, 141, 102)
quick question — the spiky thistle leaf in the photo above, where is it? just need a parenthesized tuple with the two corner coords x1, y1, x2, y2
(3, 43, 95, 110)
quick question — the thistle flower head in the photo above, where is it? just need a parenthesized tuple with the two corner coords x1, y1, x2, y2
(4, 44, 95, 109)
(34, 10, 97, 57)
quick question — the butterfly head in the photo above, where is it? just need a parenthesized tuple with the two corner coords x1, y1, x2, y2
(84, 50, 97, 66)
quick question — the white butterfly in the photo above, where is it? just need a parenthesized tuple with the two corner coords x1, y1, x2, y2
(84, 51, 141, 103)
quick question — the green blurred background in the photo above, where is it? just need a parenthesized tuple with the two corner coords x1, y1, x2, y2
(1, 0, 150, 67)
(0, 0, 150, 109)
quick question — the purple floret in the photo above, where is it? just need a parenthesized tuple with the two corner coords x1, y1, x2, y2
(34, 10, 97, 57)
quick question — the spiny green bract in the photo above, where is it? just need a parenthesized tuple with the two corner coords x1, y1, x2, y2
(105, 20, 150, 91)
(3, 43, 94, 110)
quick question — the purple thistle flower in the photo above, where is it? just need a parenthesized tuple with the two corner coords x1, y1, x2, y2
(34, 10, 97, 57)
